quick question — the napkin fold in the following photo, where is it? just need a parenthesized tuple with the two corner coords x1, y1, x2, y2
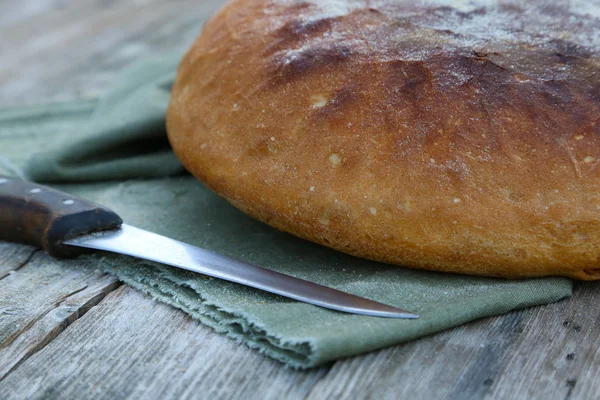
(0, 54, 573, 369)
(27, 54, 185, 182)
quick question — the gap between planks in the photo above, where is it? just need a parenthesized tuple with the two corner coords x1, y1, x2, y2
(0, 243, 38, 280)
(0, 245, 122, 382)
(0, 246, 332, 399)
(3, 1, 600, 399)
(0, 286, 330, 400)
(304, 281, 600, 400)
(4, 277, 600, 400)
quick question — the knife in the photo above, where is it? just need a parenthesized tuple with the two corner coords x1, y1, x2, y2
(0, 175, 418, 319)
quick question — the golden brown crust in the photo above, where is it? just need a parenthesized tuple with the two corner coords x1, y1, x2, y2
(167, 0, 600, 279)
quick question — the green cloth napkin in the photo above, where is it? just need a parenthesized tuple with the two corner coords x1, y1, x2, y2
(0, 55, 573, 369)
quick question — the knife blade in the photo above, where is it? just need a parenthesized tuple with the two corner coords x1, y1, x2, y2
(0, 175, 418, 319)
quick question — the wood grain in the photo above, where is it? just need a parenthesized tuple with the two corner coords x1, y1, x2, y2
(1, 1, 600, 399)
(0, 251, 119, 381)
(307, 281, 600, 400)
(0, 242, 37, 279)
(0, 0, 223, 106)
(0, 286, 326, 400)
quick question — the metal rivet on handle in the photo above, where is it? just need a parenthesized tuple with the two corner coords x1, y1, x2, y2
(30, 188, 41, 193)
(62, 199, 75, 205)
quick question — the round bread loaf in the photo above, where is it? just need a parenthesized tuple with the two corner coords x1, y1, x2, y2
(167, 0, 600, 279)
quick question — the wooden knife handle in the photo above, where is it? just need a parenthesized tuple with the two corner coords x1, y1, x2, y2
(0, 175, 122, 258)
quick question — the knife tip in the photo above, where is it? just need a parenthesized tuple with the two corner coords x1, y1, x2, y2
(357, 307, 419, 319)
(384, 311, 420, 319)
(398, 312, 420, 319)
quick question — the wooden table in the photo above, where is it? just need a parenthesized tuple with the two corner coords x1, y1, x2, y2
(1, 1, 600, 399)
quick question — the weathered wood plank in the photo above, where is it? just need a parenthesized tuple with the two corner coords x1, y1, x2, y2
(0, 0, 224, 106)
(486, 282, 600, 400)
(307, 281, 600, 400)
(0, 0, 54, 26)
(2, 1, 600, 399)
(0, 286, 327, 400)
(0, 252, 119, 380)
(0, 242, 37, 279)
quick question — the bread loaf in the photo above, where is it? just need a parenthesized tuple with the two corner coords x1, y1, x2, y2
(167, 0, 600, 279)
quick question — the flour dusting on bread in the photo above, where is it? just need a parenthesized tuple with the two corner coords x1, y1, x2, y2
(168, 0, 600, 279)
